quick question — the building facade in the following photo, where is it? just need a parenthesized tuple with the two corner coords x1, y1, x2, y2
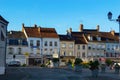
(0, 15, 8, 75)
(59, 34, 75, 66)
(22, 24, 60, 65)
(6, 31, 28, 65)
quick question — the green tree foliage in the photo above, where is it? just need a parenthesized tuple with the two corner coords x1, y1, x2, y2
(74, 58, 83, 65)
(105, 59, 112, 66)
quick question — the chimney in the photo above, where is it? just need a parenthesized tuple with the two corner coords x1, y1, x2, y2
(69, 27, 72, 33)
(34, 24, 37, 27)
(96, 25, 99, 32)
(22, 23, 24, 27)
(66, 30, 69, 35)
(110, 30, 115, 36)
(79, 24, 83, 32)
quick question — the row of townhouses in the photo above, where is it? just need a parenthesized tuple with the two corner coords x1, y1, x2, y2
(6, 23, 120, 66)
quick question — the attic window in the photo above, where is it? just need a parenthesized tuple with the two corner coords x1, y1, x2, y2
(97, 36, 101, 41)
(88, 35, 93, 41)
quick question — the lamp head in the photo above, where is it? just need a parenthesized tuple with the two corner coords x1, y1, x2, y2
(108, 12, 112, 20)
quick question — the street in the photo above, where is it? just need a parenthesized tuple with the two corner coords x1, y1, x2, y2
(0, 67, 120, 80)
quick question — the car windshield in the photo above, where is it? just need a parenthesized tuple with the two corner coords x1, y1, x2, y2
(9, 61, 20, 64)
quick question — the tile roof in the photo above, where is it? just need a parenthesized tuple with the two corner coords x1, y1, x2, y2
(7, 31, 26, 39)
(59, 35, 74, 41)
(84, 31, 118, 42)
(23, 27, 41, 38)
(23, 26, 59, 38)
(71, 32, 87, 44)
(82, 29, 98, 32)
(40, 27, 59, 38)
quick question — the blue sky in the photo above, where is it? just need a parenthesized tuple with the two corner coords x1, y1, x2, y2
(0, 0, 120, 34)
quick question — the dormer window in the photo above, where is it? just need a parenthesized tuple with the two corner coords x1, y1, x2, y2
(88, 35, 93, 41)
(97, 36, 101, 41)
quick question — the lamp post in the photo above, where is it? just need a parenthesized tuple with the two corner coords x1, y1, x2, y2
(107, 12, 120, 59)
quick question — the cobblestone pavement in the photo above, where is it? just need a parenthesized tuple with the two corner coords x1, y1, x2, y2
(0, 67, 120, 80)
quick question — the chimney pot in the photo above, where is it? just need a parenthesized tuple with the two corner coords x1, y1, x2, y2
(22, 23, 24, 27)
(34, 24, 37, 27)
(96, 25, 99, 31)
(79, 24, 83, 32)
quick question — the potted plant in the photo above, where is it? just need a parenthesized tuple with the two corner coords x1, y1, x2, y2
(89, 60, 99, 77)
(74, 58, 83, 72)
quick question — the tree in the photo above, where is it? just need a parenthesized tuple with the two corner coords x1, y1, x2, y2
(74, 58, 83, 65)
(105, 59, 112, 66)
(89, 60, 99, 71)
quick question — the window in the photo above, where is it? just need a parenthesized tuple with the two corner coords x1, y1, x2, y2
(61, 51, 66, 56)
(44, 48, 47, 54)
(8, 47, 14, 54)
(9, 39, 19, 45)
(82, 52, 85, 58)
(78, 45, 80, 50)
(44, 41, 47, 46)
(36, 40, 40, 47)
(18, 48, 22, 54)
(18, 40, 22, 45)
(54, 42, 57, 46)
(77, 52, 81, 57)
(30, 40, 33, 46)
(97, 36, 101, 41)
(88, 45, 91, 50)
(22, 39, 28, 46)
(49, 41, 52, 46)
(50, 49, 53, 51)
(1, 25, 4, 28)
(1, 31, 5, 41)
(69, 43, 73, 48)
(61, 43, 66, 48)
(69, 51, 73, 56)
(82, 45, 85, 50)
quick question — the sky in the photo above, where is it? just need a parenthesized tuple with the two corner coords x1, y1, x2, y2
(0, 0, 120, 34)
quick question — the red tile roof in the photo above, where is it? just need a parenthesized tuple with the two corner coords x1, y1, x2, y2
(71, 32, 87, 44)
(23, 26, 59, 38)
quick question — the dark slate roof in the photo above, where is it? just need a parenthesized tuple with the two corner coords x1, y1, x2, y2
(7, 31, 26, 39)
(59, 35, 74, 41)
(0, 15, 9, 23)
(82, 29, 98, 32)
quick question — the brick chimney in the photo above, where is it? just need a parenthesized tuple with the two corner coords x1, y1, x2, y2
(96, 25, 99, 32)
(110, 30, 115, 36)
(79, 24, 83, 32)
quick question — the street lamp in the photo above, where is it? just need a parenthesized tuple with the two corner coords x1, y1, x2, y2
(107, 12, 120, 58)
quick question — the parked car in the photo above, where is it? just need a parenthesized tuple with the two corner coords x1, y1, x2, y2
(8, 61, 21, 67)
